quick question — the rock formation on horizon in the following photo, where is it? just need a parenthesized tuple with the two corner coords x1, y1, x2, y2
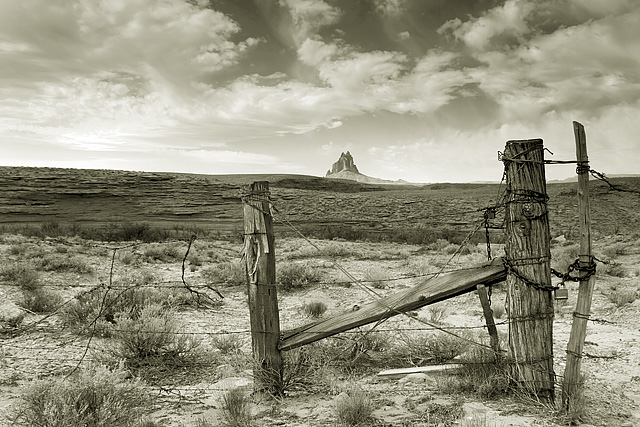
(326, 151, 360, 176)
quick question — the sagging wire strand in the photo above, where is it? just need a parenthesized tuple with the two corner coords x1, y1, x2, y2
(259, 195, 505, 354)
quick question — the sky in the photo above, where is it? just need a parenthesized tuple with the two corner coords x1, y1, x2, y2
(1, 0, 639, 183)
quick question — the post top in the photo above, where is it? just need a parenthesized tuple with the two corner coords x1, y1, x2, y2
(506, 138, 543, 145)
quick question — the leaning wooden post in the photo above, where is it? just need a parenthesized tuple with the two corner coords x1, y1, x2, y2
(503, 139, 555, 401)
(476, 284, 500, 354)
(242, 181, 283, 394)
(562, 122, 595, 408)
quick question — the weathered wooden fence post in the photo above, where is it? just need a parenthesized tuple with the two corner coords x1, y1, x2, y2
(503, 139, 555, 401)
(242, 181, 282, 394)
(476, 284, 500, 354)
(562, 121, 595, 408)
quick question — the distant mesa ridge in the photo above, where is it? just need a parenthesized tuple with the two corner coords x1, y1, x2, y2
(326, 151, 359, 176)
(325, 151, 413, 185)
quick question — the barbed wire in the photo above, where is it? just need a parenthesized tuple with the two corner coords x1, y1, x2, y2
(1, 160, 633, 407)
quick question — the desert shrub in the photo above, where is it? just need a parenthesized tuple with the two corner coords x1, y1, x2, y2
(277, 262, 321, 291)
(422, 399, 465, 426)
(602, 242, 631, 259)
(109, 303, 200, 364)
(607, 286, 637, 307)
(200, 262, 246, 286)
(302, 300, 327, 318)
(443, 346, 511, 399)
(602, 262, 628, 278)
(426, 305, 449, 324)
(7, 243, 30, 256)
(37, 254, 94, 274)
(143, 244, 183, 263)
(551, 244, 579, 275)
(220, 387, 253, 427)
(12, 363, 150, 427)
(363, 266, 389, 289)
(61, 277, 194, 336)
(334, 387, 376, 426)
(19, 288, 64, 313)
(397, 331, 471, 365)
(0, 263, 41, 291)
(460, 413, 503, 427)
(118, 250, 142, 266)
(116, 221, 151, 241)
(211, 334, 244, 355)
(40, 220, 61, 236)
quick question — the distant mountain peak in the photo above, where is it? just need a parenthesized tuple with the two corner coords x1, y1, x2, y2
(326, 151, 360, 176)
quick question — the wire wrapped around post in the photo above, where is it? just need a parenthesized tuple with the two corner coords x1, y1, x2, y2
(502, 138, 555, 402)
(242, 181, 283, 395)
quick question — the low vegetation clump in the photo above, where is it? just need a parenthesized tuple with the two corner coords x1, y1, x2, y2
(200, 261, 246, 286)
(602, 262, 628, 278)
(37, 254, 95, 274)
(105, 304, 202, 379)
(398, 331, 472, 365)
(606, 285, 637, 307)
(0, 263, 41, 291)
(334, 387, 376, 426)
(302, 300, 327, 318)
(11, 363, 151, 427)
(62, 277, 196, 336)
(219, 387, 254, 427)
(19, 287, 63, 314)
(443, 346, 511, 399)
(363, 266, 389, 289)
(551, 244, 579, 275)
(210, 334, 244, 355)
(277, 262, 321, 291)
(143, 243, 183, 263)
(422, 399, 465, 426)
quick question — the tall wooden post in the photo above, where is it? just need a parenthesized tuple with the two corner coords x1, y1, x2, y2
(242, 181, 282, 394)
(503, 139, 555, 401)
(562, 122, 595, 407)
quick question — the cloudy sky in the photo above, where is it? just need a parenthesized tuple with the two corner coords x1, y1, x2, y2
(1, 0, 638, 182)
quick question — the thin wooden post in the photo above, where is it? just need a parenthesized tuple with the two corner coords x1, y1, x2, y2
(562, 121, 595, 408)
(503, 139, 555, 401)
(476, 284, 500, 354)
(242, 181, 282, 394)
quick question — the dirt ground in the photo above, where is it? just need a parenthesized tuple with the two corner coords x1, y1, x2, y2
(0, 234, 639, 426)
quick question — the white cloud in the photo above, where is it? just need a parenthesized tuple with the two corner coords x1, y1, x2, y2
(279, 0, 341, 45)
(373, 0, 407, 17)
(466, 7, 640, 122)
(297, 38, 341, 66)
(439, 0, 535, 52)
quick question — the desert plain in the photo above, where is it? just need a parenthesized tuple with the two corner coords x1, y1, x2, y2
(0, 166, 639, 426)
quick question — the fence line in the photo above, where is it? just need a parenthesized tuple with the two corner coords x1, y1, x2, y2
(0, 163, 633, 410)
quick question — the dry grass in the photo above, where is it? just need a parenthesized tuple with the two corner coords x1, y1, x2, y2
(11, 364, 150, 427)
(334, 387, 376, 426)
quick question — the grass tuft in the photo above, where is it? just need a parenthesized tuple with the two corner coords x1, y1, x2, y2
(0, 263, 41, 291)
(277, 262, 321, 292)
(220, 387, 253, 427)
(12, 363, 150, 427)
(334, 387, 376, 426)
(301, 300, 327, 318)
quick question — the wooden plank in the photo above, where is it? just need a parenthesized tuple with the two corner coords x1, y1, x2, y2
(279, 258, 506, 351)
(562, 121, 596, 408)
(476, 284, 500, 353)
(378, 365, 463, 380)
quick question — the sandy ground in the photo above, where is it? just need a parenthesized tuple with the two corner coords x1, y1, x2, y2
(0, 235, 639, 426)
